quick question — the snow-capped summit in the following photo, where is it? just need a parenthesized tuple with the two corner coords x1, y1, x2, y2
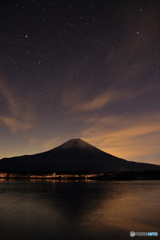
(58, 138, 94, 150)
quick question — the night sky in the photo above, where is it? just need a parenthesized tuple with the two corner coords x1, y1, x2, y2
(0, 0, 160, 165)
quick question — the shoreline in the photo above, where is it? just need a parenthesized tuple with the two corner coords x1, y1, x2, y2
(0, 170, 160, 180)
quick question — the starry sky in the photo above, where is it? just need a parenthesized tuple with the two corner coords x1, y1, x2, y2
(0, 0, 160, 165)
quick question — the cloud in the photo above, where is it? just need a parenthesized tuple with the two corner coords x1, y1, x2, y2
(0, 75, 21, 116)
(29, 137, 63, 152)
(60, 81, 160, 116)
(78, 90, 122, 111)
(79, 113, 160, 164)
(0, 117, 31, 133)
(0, 74, 35, 132)
(42, 137, 63, 150)
(60, 86, 126, 113)
(104, 6, 159, 92)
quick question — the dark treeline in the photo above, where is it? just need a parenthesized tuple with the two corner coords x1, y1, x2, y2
(102, 170, 160, 180)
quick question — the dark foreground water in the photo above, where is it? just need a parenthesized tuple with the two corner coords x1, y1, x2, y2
(0, 180, 160, 240)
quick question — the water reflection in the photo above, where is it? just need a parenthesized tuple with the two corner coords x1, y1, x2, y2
(0, 180, 160, 240)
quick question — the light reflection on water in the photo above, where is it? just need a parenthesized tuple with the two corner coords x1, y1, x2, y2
(0, 180, 160, 240)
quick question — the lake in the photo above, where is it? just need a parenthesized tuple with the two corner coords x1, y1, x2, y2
(0, 180, 160, 240)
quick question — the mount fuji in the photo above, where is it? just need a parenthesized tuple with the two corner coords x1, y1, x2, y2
(0, 138, 160, 173)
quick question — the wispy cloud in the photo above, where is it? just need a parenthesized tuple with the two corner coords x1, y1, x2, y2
(60, 80, 160, 115)
(42, 137, 63, 150)
(79, 113, 160, 164)
(78, 90, 122, 111)
(0, 117, 31, 133)
(0, 74, 35, 133)
(60, 86, 126, 113)
(29, 137, 63, 152)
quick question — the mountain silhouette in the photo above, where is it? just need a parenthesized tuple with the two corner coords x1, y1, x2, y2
(0, 138, 160, 173)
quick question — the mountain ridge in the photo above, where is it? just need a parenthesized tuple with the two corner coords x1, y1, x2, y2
(0, 138, 160, 173)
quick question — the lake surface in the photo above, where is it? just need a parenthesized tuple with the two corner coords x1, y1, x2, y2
(0, 180, 160, 240)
